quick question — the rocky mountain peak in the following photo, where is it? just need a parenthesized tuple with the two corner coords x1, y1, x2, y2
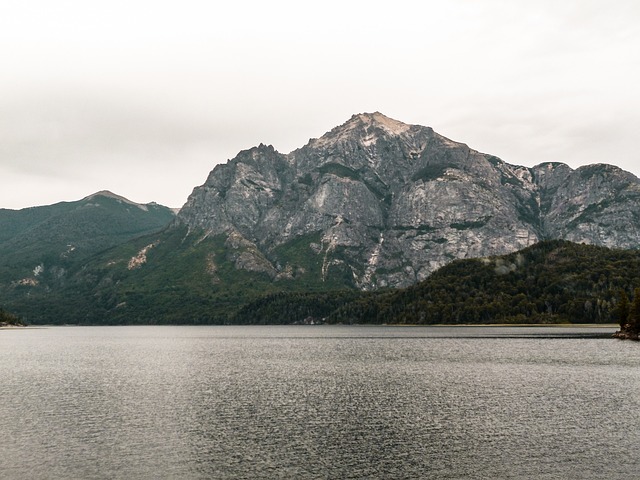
(177, 113, 640, 290)
(306, 112, 417, 150)
(351, 112, 413, 136)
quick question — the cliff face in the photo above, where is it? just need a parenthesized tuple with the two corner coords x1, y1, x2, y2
(534, 162, 640, 248)
(177, 112, 640, 290)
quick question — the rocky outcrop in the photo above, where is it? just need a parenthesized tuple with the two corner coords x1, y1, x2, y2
(177, 112, 640, 290)
(534, 163, 640, 249)
(613, 329, 639, 341)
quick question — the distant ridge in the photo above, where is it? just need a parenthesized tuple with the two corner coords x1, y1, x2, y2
(83, 191, 153, 211)
(0, 191, 175, 322)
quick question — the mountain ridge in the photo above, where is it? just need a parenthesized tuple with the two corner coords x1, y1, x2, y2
(175, 112, 640, 290)
(3, 112, 640, 324)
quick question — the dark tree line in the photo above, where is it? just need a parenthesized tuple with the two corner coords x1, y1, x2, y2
(9, 239, 640, 327)
(325, 240, 640, 325)
(231, 290, 367, 324)
(229, 240, 640, 326)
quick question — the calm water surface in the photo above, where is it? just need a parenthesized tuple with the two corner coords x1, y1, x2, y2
(1, 325, 639, 479)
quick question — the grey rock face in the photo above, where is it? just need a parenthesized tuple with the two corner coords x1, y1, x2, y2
(177, 112, 640, 289)
(533, 163, 640, 249)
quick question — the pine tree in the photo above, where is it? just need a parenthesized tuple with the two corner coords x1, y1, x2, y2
(617, 290, 631, 329)
(628, 288, 640, 334)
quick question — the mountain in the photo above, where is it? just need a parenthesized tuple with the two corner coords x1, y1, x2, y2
(177, 112, 640, 290)
(0, 191, 175, 311)
(6, 112, 640, 324)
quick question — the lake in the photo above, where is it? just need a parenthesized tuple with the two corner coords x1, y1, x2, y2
(1, 325, 638, 479)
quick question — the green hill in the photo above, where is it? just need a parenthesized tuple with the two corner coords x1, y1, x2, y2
(0, 192, 175, 322)
(224, 240, 640, 325)
(10, 225, 357, 324)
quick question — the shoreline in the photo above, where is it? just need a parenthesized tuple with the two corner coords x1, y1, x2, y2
(426, 323, 618, 328)
(2, 323, 618, 328)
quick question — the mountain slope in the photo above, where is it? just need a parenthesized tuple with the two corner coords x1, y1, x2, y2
(0, 192, 175, 312)
(8, 224, 360, 324)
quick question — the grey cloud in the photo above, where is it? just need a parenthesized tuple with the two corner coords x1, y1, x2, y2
(1, 0, 639, 209)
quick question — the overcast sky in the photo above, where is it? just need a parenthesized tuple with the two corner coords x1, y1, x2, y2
(1, 0, 639, 209)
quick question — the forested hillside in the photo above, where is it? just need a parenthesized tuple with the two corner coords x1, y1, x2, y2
(326, 240, 640, 324)
(9, 238, 640, 325)
(227, 240, 640, 325)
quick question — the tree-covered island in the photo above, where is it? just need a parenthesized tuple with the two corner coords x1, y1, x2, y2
(613, 288, 640, 340)
(0, 307, 25, 327)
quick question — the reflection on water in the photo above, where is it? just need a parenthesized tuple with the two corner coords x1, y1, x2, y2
(1, 325, 638, 479)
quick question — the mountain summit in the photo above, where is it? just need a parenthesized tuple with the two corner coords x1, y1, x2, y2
(307, 112, 415, 148)
(176, 112, 640, 290)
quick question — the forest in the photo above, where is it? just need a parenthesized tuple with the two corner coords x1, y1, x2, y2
(235, 240, 640, 325)
(7, 240, 640, 327)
